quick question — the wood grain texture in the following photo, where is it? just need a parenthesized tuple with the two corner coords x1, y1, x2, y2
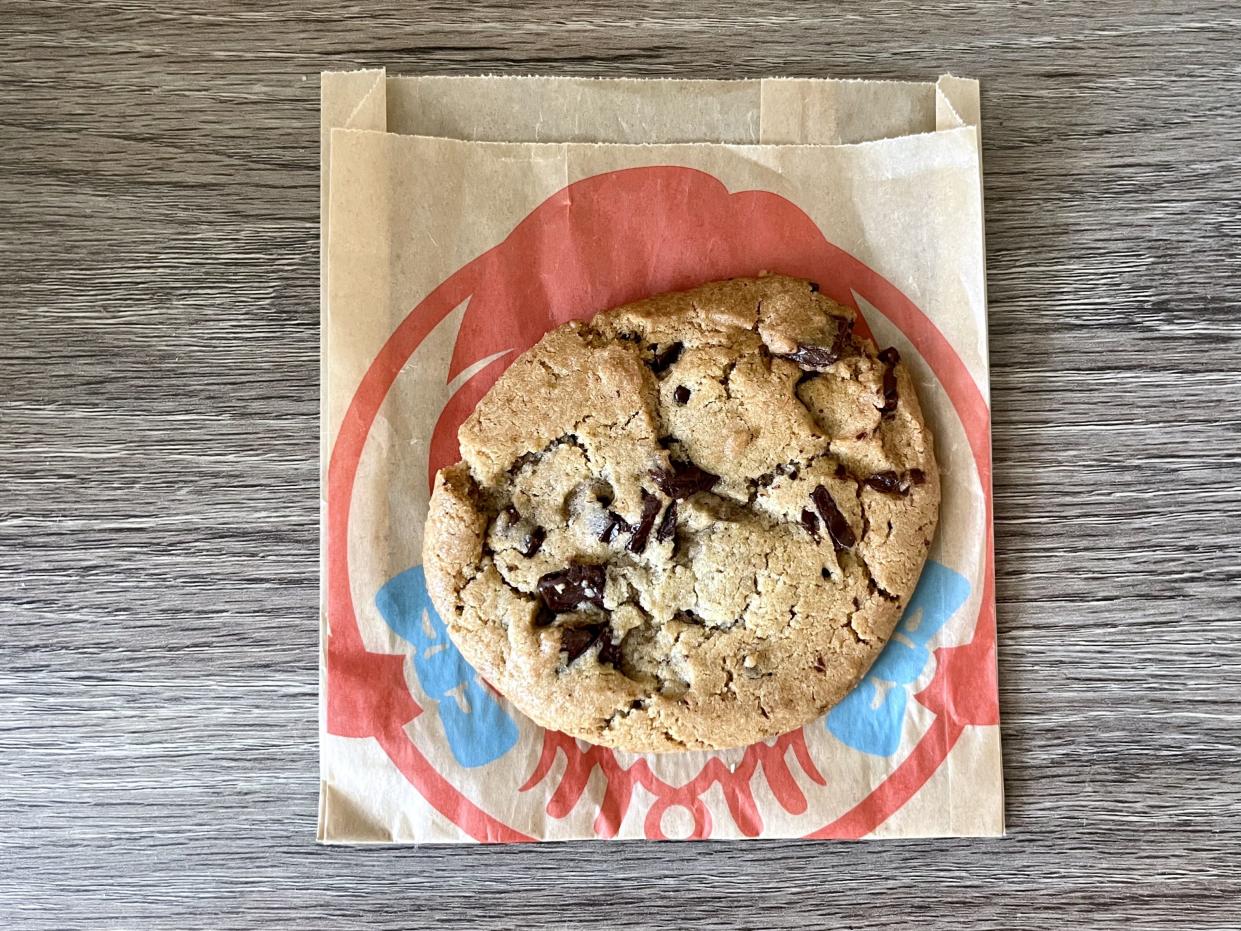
(2, 1, 1240, 928)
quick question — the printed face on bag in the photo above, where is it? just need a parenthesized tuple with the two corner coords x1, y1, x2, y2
(325, 161, 998, 841)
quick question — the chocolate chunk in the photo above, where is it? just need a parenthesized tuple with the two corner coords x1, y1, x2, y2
(863, 472, 904, 495)
(537, 562, 607, 612)
(831, 316, 857, 357)
(878, 347, 901, 365)
(596, 632, 624, 668)
(774, 342, 840, 370)
(808, 281, 820, 293)
(673, 385, 691, 404)
(878, 347, 900, 417)
(879, 375, 899, 414)
(560, 625, 603, 663)
(559, 624, 623, 667)
(598, 511, 631, 544)
(649, 341, 683, 374)
(811, 484, 856, 550)
(655, 500, 678, 543)
(863, 470, 925, 496)
(650, 462, 720, 499)
(626, 490, 662, 554)
(800, 508, 821, 543)
(520, 526, 546, 557)
(534, 603, 557, 628)
(774, 317, 855, 372)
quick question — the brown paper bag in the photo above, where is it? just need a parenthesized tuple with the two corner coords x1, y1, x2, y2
(319, 68, 1001, 843)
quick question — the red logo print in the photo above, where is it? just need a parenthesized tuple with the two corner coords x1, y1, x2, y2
(326, 166, 996, 841)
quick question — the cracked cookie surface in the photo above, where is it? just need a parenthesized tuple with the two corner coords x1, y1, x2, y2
(423, 275, 939, 752)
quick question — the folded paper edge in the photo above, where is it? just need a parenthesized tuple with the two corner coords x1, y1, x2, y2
(381, 72, 938, 89)
(326, 122, 981, 155)
(935, 74, 981, 130)
(319, 66, 389, 843)
(318, 776, 400, 845)
(320, 68, 387, 260)
(324, 69, 975, 148)
(933, 75, 1002, 839)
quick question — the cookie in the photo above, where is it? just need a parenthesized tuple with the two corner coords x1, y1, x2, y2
(423, 275, 939, 753)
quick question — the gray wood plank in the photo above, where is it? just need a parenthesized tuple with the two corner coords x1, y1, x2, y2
(1, 2, 1239, 928)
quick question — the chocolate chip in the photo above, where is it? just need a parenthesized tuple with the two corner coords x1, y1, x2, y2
(834, 463, 848, 480)
(655, 500, 678, 543)
(598, 511, 631, 544)
(808, 281, 820, 293)
(520, 526, 546, 557)
(909, 468, 926, 486)
(626, 490, 661, 554)
(800, 508, 821, 543)
(811, 484, 856, 550)
(673, 385, 691, 404)
(596, 632, 624, 668)
(878, 347, 900, 417)
(560, 625, 602, 663)
(813, 655, 827, 672)
(650, 462, 720, 499)
(863, 472, 904, 495)
(537, 562, 607, 612)
(649, 341, 683, 374)
(503, 505, 520, 524)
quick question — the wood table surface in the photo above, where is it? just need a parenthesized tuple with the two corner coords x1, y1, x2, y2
(3, 3, 1239, 928)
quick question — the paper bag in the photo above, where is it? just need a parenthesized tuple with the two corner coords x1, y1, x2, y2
(319, 69, 1001, 843)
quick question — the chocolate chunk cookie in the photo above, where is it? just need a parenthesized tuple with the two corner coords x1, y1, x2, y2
(423, 276, 939, 753)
